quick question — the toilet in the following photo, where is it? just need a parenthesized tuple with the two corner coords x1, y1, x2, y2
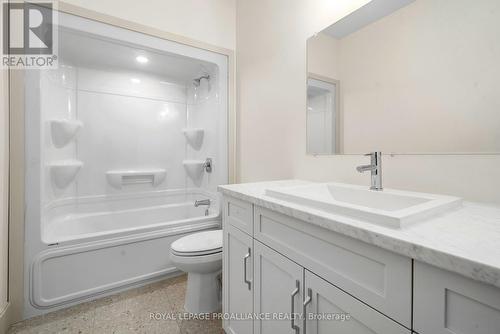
(170, 229, 223, 313)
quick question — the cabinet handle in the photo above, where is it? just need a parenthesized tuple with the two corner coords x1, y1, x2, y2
(302, 288, 312, 334)
(243, 248, 251, 290)
(291, 280, 300, 334)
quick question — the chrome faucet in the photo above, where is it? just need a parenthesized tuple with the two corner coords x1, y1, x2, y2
(195, 199, 211, 216)
(356, 152, 383, 191)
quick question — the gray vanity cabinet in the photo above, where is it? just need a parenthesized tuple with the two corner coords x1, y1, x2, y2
(252, 239, 410, 334)
(223, 196, 412, 334)
(413, 262, 500, 334)
(224, 224, 254, 334)
(223, 195, 500, 334)
(253, 206, 412, 327)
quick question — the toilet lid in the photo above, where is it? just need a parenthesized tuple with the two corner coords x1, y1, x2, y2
(171, 230, 222, 255)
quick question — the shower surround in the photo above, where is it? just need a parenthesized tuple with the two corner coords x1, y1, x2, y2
(23, 12, 228, 318)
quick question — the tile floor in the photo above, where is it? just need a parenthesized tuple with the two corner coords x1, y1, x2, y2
(8, 275, 223, 334)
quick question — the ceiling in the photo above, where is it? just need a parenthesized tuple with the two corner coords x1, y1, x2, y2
(322, 0, 415, 39)
(58, 28, 215, 85)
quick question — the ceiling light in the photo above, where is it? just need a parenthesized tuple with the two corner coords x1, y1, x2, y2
(130, 78, 141, 84)
(136, 55, 149, 64)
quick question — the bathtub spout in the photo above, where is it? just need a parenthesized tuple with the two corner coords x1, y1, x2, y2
(195, 199, 211, 216)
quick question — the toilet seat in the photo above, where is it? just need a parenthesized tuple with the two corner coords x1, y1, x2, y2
(171, 230, 222, 257)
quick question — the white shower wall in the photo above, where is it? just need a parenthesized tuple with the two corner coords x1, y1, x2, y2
(40, 63, 222, 204)
(186, 73, 224, 193)
(41, 65, 78, 203)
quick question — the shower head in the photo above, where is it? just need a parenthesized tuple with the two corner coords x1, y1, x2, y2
(193, 75, 210, 87)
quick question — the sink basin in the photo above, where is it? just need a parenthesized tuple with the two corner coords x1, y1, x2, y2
(265, 183, 462, 228)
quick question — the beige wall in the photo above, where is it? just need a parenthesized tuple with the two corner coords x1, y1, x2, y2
(62, 0, 236, 50)
(307, 33, 339, 80)
(236, 0, 500, 204)
(236, 0, 370, 182)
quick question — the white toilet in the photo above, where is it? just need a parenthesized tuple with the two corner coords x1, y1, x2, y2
(170, 229, 222, 313)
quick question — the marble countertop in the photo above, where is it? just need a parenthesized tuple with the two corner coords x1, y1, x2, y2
(218, 180, 500, 289)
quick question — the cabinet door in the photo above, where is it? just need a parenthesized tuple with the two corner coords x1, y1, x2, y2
(414, 261, 500, 334)
(254, 206, 412, 327)
(253, 241, 303, 334)
(304, 271, 410, 334)
(224, 225, 254, 334)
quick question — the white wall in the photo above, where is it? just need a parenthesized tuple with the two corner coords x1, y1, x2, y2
(236, 0, 500, 204)
(76, 67, 188, 196)
(62, 0, 236, 50)
(40, 64, 221, 201)
(40, 66, 78, 203)
(186, 73, 226, 192)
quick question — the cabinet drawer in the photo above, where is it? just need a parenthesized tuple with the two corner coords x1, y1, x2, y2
(414, 261, 500, 334)
(224, 197, 253, 236)
(254, 206, 412, 327)
(306, 270, 411, 334)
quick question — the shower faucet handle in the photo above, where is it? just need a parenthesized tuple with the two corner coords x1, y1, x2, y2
(203, 158, 213, 173)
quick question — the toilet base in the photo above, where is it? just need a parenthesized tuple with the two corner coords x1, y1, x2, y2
(184, 270, 222, 314)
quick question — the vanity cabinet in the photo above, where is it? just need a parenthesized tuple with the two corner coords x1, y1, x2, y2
(223, 224, 254, 334)
(253, 206, 412, 327)
(413, 261, 500, 334)
(223, 196, 412, 334)
(252, 239, 410, 334)
(222, 195, 500, 334)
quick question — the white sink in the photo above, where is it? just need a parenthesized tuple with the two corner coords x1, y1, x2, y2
(265, 183, 462, 228)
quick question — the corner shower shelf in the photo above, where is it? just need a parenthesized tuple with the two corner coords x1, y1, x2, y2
(49, 160, 83, 189)
(50, 119, 84, 148)
(183, 160, 206, 180)
(182, 128, 204, 150)
(106, 169, 166, 189)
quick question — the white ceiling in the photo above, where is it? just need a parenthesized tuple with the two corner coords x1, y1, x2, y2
(59, 28, 215, 84)
(322, 0, 415, 39)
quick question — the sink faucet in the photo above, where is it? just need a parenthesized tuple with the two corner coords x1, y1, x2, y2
(195, 199, 211, 216)
(356, 152, 383, 191)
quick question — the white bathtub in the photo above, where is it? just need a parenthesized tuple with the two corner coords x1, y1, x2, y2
(29, 189, 220, 313)
(42, 189, 220, 244)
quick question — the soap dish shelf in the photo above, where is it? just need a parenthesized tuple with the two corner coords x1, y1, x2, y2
(106, 169, 166, 189)
(49, 160, 83, 189)
(50, 119, 83, 148)
(182, 128, 204, 150)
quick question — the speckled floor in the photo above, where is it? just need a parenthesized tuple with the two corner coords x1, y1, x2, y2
(8, 275, 223, 334)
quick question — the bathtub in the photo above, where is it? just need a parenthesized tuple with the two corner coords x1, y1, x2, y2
(29, 189, 220, 312)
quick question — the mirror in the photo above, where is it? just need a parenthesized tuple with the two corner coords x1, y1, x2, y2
(307, 0, 500, 155)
